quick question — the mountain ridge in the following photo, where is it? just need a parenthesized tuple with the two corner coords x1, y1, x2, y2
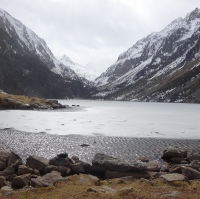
(95, 8, 200, 103)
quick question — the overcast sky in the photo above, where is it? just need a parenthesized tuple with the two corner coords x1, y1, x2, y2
(1, 0, 200, 75)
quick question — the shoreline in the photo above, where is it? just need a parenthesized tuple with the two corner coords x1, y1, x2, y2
(1, 128, 200, 164)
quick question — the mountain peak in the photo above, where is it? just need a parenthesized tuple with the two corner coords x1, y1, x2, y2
(185, 7, 200, 22)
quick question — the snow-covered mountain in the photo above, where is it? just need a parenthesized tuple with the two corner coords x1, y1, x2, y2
(95, 8, 200, 103)
(0, 8, 91, 98)
(59, 55, 97, 81)
(0, 8, 79, 80)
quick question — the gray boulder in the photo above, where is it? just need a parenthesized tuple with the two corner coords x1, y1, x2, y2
(181, 166, 200, 180)
(31, 171, 63, 187)
(18, 165, 33, 175)
(162, 146, 187, 159)
(105, 170, 150, 179)
(49, 153, 69, 166)
(161, 173, 189, 182)
(26, 155, 49, 173)
(11, 174, 31, 189)
(92, 153, 146, 172)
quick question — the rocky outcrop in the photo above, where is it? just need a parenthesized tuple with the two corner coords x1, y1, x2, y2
(0, 93, 67, 110)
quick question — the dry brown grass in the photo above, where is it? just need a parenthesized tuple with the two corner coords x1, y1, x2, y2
(0, 92, 47, 106)
(2, 176, 200, 199)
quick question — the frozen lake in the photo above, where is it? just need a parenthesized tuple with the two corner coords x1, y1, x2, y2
(0, 100, 200, 139)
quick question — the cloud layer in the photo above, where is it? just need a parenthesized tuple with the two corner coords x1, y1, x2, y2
(1, 0, 200, 74)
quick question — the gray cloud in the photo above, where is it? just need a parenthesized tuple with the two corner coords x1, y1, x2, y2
(1, 0, 200, 74)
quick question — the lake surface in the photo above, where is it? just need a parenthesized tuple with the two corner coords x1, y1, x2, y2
(0, 100, 200, 139)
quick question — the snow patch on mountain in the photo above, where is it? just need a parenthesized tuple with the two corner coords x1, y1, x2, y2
(59, 55, 97, 81)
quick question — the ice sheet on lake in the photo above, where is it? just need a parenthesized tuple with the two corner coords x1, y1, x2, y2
(0, 100, 200, 139)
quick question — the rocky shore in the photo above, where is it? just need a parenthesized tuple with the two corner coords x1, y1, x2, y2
(0, 146, 200, 198)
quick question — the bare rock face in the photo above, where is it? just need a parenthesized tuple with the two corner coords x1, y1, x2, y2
(92, 153, 146, 172)
(26, 155, 49, 173)
(11, 174, 31, 189)
(31, 171, 63, 188)
(181, 166, 200, 180)
(161, 173, 189, 182)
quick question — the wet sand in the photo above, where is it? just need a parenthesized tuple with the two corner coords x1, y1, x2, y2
(0, 128, 200, 163)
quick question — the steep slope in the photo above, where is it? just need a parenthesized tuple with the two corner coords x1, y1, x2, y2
(0, 8, 79, 80)
(59, 55, 97, 86)
(95, 8, 200, 103)
(0, 8, 90, 98)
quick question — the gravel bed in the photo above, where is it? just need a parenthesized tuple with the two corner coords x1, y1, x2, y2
(0, 128, 200, 163)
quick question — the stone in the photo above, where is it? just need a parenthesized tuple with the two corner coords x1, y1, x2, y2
(6, 174, 17, 182)
(68, 174, 100, 185)
(162, 146, 187, 159)
(0, 150, 11, 164)
(99, 185, 116, 194)
(105, 170, 151, 179)
(18, 165, 33, 175)
(87, 187, 97, 192)
(33, 169, 40, 176)
(138, 156, 149, 162)
(31, 171, 63, 188)
(188, 152, 200, 162)
(26, 155, 49, 173)
(49, 153, 69, 166)
(2, 166, 15, 177)
(7, 152, 21, 166)
(170, 166, 182, 174)
(70, 162, 85, 174)
(146, 161, 161, 172)
(44, 165, 69, 176)
(156, 191, 180, 198)
(189, 160, 200, 170)
(1, 186, 13, 192)
(11, 174, 31, 189)
(0, 161, 6, 171)
(181, 166, 200, 180)
(71, 155, 79, 162)
(0, 176, 6, 188)
(92, 153, 146, 172)
(161, 173, 189, 182)
(11, 159, 23, 171)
